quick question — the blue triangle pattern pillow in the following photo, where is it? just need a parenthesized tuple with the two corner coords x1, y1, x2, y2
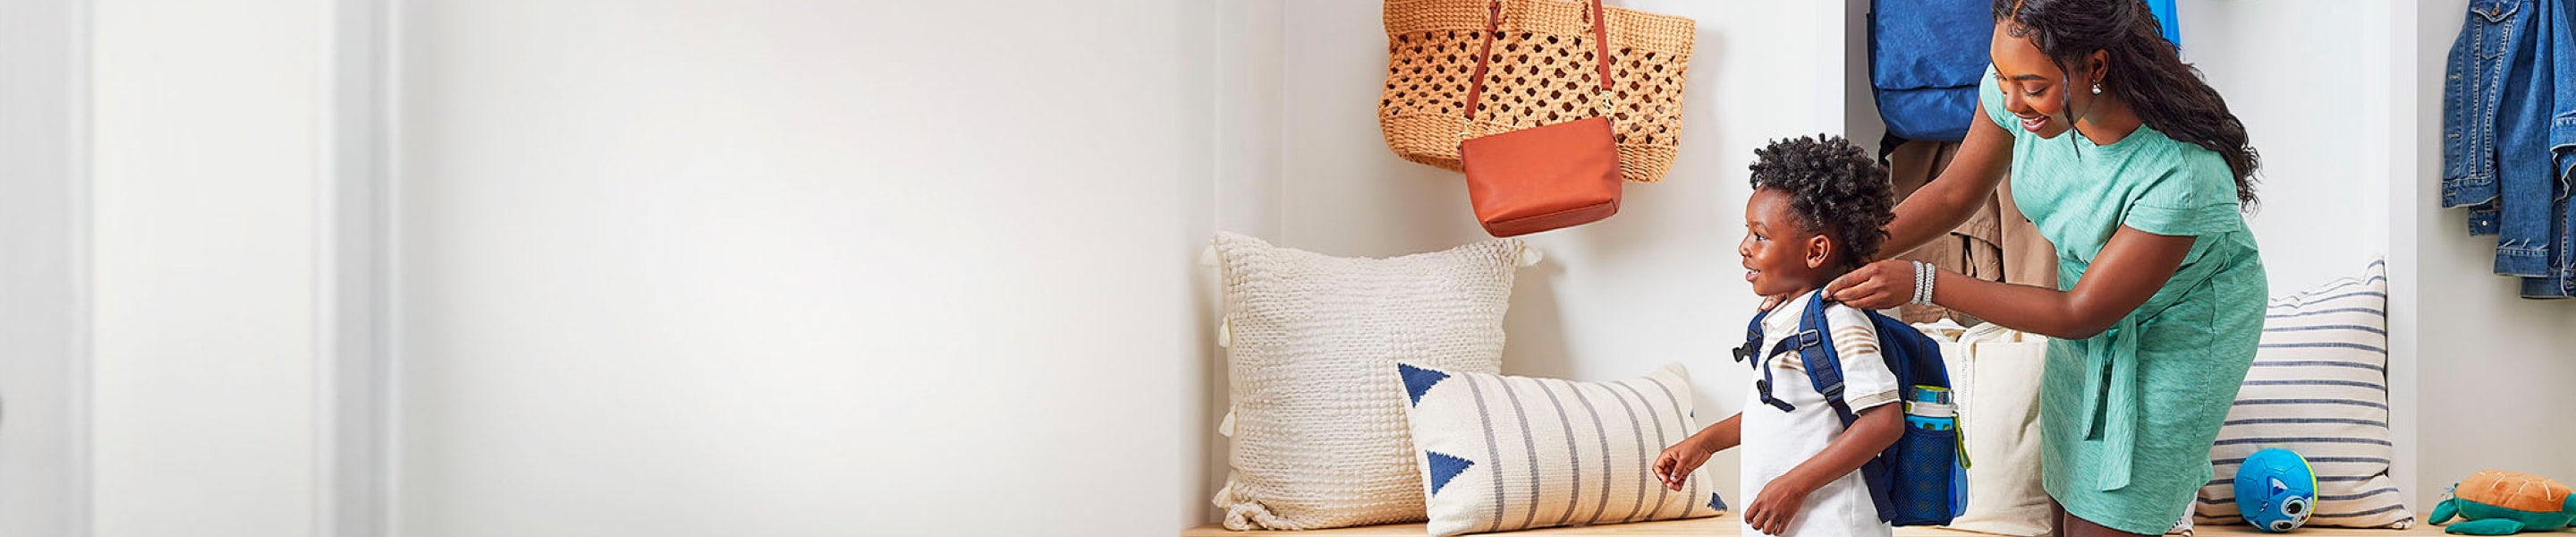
(1396, 362, 1725, 537)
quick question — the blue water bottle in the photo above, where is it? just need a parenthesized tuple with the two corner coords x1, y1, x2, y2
(1903, 386, 1970, 518)
(1904, 386, 1953, 430)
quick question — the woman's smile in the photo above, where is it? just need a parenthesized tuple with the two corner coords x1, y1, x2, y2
(2018, 114, 2052, 132)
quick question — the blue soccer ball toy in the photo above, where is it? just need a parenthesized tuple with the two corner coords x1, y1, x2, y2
(2236, 448, 2318, 533)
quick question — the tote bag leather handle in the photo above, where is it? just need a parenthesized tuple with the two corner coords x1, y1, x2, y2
(1460, 0, 1614, 138)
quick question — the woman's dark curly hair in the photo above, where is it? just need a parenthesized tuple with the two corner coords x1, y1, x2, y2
(1996, 0, 2261, 209)
(1748, 135, 1895, 270)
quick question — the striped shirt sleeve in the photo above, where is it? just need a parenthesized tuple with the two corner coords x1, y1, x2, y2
(1824, 303, 1900, 412)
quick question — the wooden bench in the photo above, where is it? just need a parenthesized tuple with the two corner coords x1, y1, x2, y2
(1183, 515, 2463, 536)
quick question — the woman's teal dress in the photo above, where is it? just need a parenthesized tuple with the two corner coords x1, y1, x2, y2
(1979, 69, 2268, 534)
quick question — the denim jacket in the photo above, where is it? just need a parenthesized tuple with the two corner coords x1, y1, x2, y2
(2444, 0, 2576, 293)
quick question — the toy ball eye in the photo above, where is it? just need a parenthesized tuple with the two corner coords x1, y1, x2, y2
(2270, 519, 2295, 533)
(2282, 496, 2309, 519)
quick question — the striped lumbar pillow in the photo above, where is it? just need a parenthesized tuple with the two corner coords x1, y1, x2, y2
(1396, 362, 1724, 537)
(2192, 260, 2413, 529)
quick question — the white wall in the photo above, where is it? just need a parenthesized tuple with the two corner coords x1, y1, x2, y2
(392, 0, 1216, 534)
(0, 0, 90, 534)
(89, 0, 325, 536)
(1206, 0, 1286, 521)
(2179, 0, 2389, 294)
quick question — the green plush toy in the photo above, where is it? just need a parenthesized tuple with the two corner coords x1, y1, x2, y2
(2430, 470, 2576, 535)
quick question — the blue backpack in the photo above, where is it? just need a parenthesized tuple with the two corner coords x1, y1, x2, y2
(1868, 0, 2182, 142)
(1868, 0, 1994, 142)
(1733, 293, 1968, 525)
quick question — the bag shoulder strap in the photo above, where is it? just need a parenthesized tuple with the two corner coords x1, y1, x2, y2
(1461, 0, 1501, 133)
(1461, 0, 1615, 136)
(1734, 303, 1775, 363)
(1580, 0, 1612, 107)
(1744, 293, 1833, 414)
(1805, 296, 1903, 523)
(1741, 303, 1794, 412)
(1793, 292, 1860, 427)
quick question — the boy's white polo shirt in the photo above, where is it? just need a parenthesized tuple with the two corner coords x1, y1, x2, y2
(1739, 289, 1902, 537)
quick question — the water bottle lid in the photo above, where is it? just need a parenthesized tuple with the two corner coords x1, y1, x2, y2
(1907, 385, 1953, 405)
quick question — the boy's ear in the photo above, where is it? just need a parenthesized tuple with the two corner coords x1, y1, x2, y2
(1804, 234, 1834, 270)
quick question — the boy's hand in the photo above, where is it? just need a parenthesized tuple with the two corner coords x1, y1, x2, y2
(1743, 476, 1817, 535)
(1824, 260, 1918, 310)
(1650, 439, 1713, 491)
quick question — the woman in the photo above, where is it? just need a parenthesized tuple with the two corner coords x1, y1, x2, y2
(1823, 0, 2266, 535)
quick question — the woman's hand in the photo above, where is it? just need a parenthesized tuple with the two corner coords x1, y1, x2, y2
(1742, 475, 1817, 535)
(1823, 260, 1919, 311)
(1651, 438, 1714, 491)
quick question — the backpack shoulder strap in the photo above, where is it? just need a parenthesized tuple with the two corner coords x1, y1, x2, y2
(1795, 293, 1861, 428)
(1743, 296, 1817, 413)
(1734, 305, 1774, 364)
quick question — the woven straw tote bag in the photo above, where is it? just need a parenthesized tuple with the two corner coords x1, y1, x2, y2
(1380, 0, 1693, 183)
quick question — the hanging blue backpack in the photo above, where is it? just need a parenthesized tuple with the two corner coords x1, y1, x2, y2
(1733, 293, 1969, 525)
(1868, 0, 1995, 142)
(1869, 0, 2182, 142)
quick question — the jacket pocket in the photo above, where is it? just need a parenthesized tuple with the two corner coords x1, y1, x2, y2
(2471, 0, 2522, 59)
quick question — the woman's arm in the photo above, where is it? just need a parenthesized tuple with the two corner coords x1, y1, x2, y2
(1741, 405, 1902, 534)
(1877, 96, 2018, 259)
(1827, 226, 2193, 339)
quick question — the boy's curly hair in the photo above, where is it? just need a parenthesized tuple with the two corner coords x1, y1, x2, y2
(1747, 135, 1896, 270)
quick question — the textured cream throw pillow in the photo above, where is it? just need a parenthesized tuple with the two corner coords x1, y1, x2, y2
(1209, 232, 1536, 530)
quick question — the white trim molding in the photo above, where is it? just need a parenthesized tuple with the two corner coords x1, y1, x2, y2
(322, 0, 396, 535)
(0, 0, 91, 535)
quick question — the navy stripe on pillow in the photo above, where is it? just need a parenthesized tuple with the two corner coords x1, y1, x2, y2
(2257, 342, 2388, 353)
(2261, 324, 2388, 336)
(2264, 307, 2385, 320)
(2201, 486, 2401, 505)
(2248, 360, 2385, 372)
(2230, 398, 2389, 410)
(2240, 379, 2388, 391)
(2220, 417, 2389, 428)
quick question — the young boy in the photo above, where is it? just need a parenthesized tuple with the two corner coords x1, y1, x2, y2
(1651, 135, 1906, 537)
